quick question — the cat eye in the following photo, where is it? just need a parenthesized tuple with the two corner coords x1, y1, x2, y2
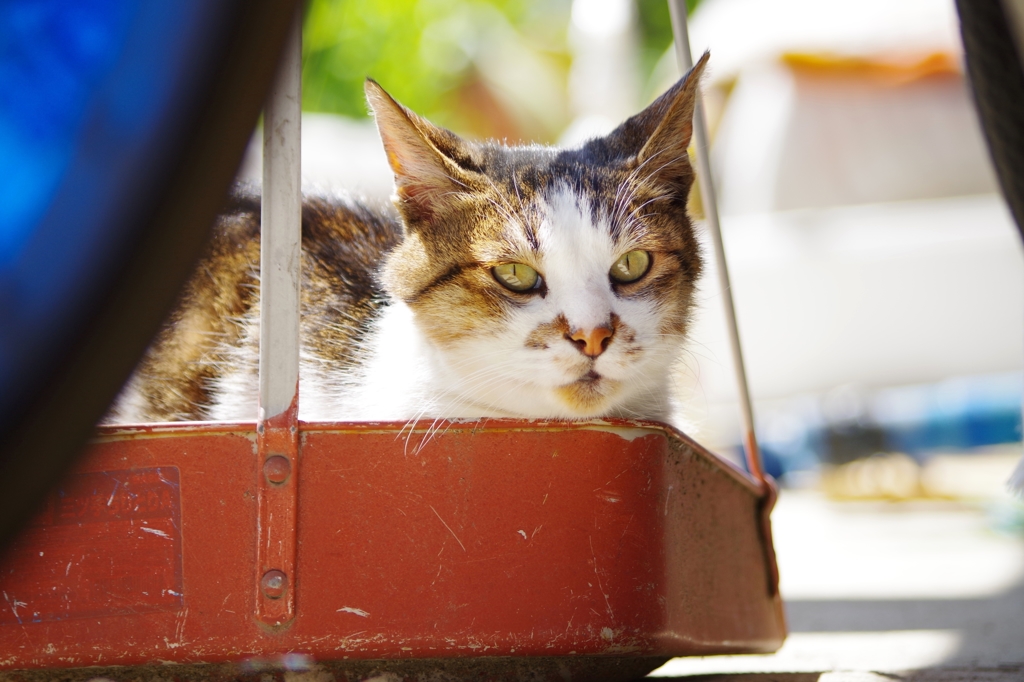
(609, 250, 651, 283)
(492, 263, 542, 292)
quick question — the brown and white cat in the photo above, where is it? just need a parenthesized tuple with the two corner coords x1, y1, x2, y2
(109, 54, 709, 424)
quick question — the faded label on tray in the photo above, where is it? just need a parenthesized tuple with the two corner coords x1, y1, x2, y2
(0, 467, 183, 624)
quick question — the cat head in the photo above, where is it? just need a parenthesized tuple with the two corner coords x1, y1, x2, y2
(365, 53, 708, 419)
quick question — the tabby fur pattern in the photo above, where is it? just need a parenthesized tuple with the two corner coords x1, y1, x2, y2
(110, 53, 710, 424)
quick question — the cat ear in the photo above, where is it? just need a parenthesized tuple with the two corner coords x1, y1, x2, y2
(364, 79, 475, 223)
(603, 51, 709, 189)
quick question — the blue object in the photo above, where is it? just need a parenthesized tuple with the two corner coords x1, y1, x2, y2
(0, 0, 235, 422)
(747, 372, 1023, 480)
(873, 373, 1023, 455)
(0, 0, 132, 264)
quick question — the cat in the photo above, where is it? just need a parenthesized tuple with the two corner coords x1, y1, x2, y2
(108, 53, 710, 425)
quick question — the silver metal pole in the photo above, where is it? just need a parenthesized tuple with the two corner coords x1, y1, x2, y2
(259, 12, 302, 422)
(667, 0, 765, 484)
(256, 7, 303, 627)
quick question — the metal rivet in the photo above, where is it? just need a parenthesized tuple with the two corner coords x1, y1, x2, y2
(263, 455, 291, 484)
(261, 569, 287, 599)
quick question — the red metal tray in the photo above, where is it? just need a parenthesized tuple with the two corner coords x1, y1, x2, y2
(0, 419, 784, 681)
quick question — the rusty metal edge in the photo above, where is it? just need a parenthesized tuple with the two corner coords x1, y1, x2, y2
(91, 419, 763, 497)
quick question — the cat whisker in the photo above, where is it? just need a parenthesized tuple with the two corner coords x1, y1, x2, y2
(610, 150, 689, 238)
(477, 175, 540, 250)
(402, 416, 445, 456)
(444, 173, 471, 191)
(434, 363, 530, 413)
(611, 148, 665, 222)
(611, 147, 674, 225)
(510, 168, 524, 209)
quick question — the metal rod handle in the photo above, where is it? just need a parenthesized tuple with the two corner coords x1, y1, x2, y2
(666, 0, 766, 486)
(259, 9, 302, 422)
(256, 7, 302, 626)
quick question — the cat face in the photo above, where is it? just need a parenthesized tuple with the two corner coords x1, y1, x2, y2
(366, 54, 708, 418)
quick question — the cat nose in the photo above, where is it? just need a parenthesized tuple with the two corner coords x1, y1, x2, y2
(567, 326, 614, 357)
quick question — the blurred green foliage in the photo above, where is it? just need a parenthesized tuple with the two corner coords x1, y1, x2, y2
(302, 0, 570, 133)
(636, 0, 701, 83)
(301, 0, 701, 137)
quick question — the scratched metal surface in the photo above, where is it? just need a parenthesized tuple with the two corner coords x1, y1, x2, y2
(0, 419, 784, 675)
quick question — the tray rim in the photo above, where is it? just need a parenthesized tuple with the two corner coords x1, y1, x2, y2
(92, 417, 763, 497)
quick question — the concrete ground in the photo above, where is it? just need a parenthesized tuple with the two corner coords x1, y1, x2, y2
(647, 455, 1024, 681)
